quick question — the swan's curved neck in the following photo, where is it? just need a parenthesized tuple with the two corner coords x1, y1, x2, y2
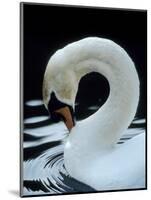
(72, 39, 139, 147)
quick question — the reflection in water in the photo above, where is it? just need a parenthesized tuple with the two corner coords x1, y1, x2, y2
(22, 100, 146, 196)
(25, 99, 44, 107)
(24, 116, 50, 124)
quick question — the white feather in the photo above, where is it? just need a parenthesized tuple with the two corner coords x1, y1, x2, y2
(43, 37, 145, 190)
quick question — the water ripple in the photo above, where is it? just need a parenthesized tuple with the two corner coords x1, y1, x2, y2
(22, 100, 146, 196)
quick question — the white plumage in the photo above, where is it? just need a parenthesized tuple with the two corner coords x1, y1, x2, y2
(43, 37, 145, 190)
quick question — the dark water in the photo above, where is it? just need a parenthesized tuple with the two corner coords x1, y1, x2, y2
(22, 100, 146, 196)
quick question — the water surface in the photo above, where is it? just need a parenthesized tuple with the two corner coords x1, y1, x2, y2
(22, 100, 146, 196)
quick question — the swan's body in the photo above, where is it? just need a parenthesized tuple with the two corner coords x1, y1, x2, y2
(43, 37, 145, 190)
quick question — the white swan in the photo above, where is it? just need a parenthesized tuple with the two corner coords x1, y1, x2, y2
(43, 37, 145, 191)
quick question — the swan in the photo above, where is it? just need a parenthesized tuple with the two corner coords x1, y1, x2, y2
(42, 37, 145, 191)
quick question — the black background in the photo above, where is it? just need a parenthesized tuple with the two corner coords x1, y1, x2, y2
(23, 3, 147, 118)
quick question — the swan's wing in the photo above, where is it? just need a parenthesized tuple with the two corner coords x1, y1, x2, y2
(74, 133, 145, 191)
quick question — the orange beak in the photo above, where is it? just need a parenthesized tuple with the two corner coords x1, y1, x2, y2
(55, 106, 75, 131)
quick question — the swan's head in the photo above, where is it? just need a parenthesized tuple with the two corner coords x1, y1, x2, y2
(43, 67, 78, 131)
